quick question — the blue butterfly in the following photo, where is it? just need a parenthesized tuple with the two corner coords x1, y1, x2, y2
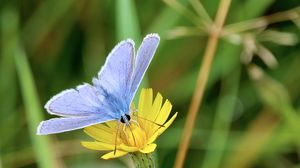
(37, 34, 160, 135)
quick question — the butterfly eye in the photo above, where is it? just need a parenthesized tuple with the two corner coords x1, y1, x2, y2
(120, 114, 131, 123)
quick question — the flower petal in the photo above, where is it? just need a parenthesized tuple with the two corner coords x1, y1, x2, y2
(156, 99, 172, 125)
(84, 125, 114, 143)
(101, 150, 128, 159)
(119, 144, 139, 152)
(105, 120, 118, 129)
(81, 141, 113, 151)
(157, 112, 177, 135)
(145, 93, 162, 129)
(138, 88, 153, 119)
(139, 143, 157, 153)
(147, 112, 178, 144)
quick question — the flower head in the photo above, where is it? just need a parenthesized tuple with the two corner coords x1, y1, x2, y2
(81, 88, 177, 159)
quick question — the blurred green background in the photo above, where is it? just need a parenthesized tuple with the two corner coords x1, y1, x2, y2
(1, 0, 300, 167)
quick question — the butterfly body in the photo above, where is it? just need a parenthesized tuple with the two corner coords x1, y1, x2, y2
(37, 34, 160, 135)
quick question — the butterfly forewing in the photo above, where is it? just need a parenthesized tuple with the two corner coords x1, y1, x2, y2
(129, 34, 160, 100)
(93, 40, 135, 101)
(37, 115, 114, 135)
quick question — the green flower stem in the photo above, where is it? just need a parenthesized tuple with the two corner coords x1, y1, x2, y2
(130, 152, 155, 168)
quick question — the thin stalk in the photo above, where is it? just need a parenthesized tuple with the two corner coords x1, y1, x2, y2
(174, 0, 232, 167)
(148, 0, 190, 34)
(163, 0, 203, 26)
(223, 6, 300, 36)
(189, 0, 213, 26)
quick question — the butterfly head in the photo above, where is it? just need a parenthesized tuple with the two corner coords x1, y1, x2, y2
(120, 114, 131, 125)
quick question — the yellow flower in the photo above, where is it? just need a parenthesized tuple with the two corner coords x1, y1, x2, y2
(81, 88, 177, 159)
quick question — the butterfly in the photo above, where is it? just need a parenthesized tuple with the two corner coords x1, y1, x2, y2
(37, 34, 160, 135)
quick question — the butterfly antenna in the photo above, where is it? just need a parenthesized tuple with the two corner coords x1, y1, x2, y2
(114, 122, 120, 155)
(132, 113, 165, 127)
(133, 113, 167, 136)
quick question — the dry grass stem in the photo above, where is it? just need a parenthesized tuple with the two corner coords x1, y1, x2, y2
(174, 0, 232, 167)
(223, 6, 300, 36)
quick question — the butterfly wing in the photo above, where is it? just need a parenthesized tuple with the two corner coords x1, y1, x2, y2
(44, 84, 104, 116)
(92, 39, 135, 115)
(37, 115, 113, 135)
(38, 84, 116, 135)
(93, 34, 160, 114)
(38, 34, 158, 135)
(129, 34, 160, 100)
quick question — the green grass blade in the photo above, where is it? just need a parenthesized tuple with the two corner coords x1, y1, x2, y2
(9, 8, 58, 168)
(202, 65, 241, 168)
(0, 6, 19, 152)
(116, 0, 141, 42)
(116, 0, 145, 104)
(149, 0, 189, 39)
(14, 37, 58, 168)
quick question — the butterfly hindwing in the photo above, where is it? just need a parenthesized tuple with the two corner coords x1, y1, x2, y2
(45, 84, 107, 117)
(37, 115, 114, 135)
(39, 84, 117, 135)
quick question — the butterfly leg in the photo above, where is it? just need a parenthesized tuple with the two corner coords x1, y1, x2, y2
(122, 124, 130, 139)
(114, 122, 121, 155)
(130, 119, 140, 128)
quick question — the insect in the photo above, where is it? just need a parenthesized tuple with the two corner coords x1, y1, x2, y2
(37, 34, 160, 135)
